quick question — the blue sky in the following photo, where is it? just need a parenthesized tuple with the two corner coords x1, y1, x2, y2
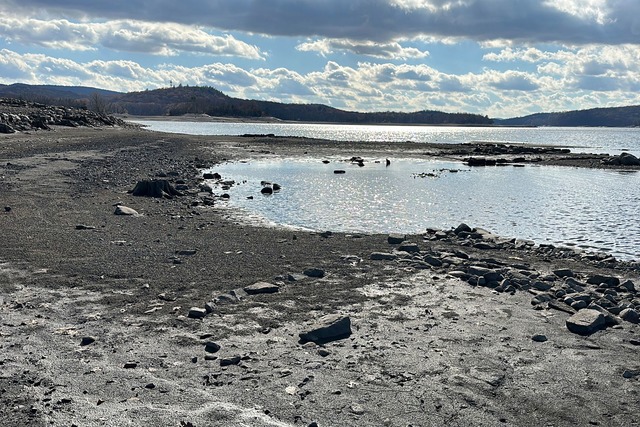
(1, 0, 640, 118)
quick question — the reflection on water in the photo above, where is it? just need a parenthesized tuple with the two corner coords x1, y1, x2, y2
(131, 120, 640, 156)
(210, 158, 640, 260)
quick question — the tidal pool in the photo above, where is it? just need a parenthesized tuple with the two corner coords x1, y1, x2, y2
(209, 157, 640, 259)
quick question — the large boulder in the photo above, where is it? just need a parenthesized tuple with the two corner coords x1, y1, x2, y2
(566, 309, 606, 335)
(131, 179, 183, 198)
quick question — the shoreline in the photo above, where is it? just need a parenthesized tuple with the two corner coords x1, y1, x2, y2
(0, 126, 639, 426)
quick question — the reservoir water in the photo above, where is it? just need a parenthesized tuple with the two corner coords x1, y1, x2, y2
(128, 119, 640, 259)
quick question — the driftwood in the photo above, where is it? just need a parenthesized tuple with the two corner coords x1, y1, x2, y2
(131, 179, 183, 198)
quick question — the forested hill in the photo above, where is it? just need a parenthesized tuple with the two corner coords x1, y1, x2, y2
(0, 83, 492, 125)
(495, 105, 640, 127)
(110, 86, 492, 125)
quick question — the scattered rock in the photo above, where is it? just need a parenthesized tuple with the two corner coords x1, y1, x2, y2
(370, 252, 397, 261)
(261, 186, 273, 195)
(114, 205, 139, 216)
(619, 308, 639, 324)
(75, 224, 96, 230)
(566, 309, 606, 335)
(303, 267, 325, 278)
(244, 281, 280, 295)
(220, 356, 242, 367)
(333, 170, 346, 174)
(299, 314, 352, 344)
(387, 234, 406, 244)
(80, 336, 96, 346)
(188, 307, 207, 319)
(398, 242, 420, 253)
(131, 179, 183, 198)
(454, 223, 472, 235)
(204, 342, 221, 353)
(531, 334, 548, 342)
(123, 362, 137, 369)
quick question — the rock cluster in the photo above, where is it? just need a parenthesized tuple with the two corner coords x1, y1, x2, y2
(371, 223, 640, 335)
(0, 98, 129, 133)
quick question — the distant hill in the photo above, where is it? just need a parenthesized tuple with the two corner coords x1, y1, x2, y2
(495, 105, 640, 127)
(110, 86, 492, 125)
(0, 83, 120, 108)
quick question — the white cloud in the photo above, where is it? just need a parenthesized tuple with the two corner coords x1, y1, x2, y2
(0, 17, 264, 59)
(296, 38, 429, 59)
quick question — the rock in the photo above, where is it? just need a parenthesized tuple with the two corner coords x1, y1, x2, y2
(80, 336, 96, 346)
(203, 172, 221, 179)
(317, 348, 331, 357)
(261, 186, 273, 195)
(299, 314, 352, 344)
(333, 170, 346, 174)
(453, 223, 472, 235)
(123, 362, 137, 369)
(176, 249, 197, 256)
(0, 123, 16, 133)
(473, 242, 496, 250)
(220, 356, 241, 367)
(532, 281, 554, 291)
(553, 269, 574, 278)
(586, 274, 619, 287)
(387, 234, 406, 244)
(398, 242, 420, 253)
(75, 224, 96, 230)
(244, 281, 280, 295)
(131, 179, 183, 198)
(423, 255, 443, 267)
(114, 205, 139, 216)
(620, 280, 636, 293)
(619, 308, 639, 323)
(566, 309, 606, 335)
(188, 307, 207, 319)
(370, 252, 397, 261)
(531, 334, 548, 342)
(350, 403, 365, 415)
(623, 369, 640, 379)
(287, 273, 307, 282)
(303, 268, 325, 278)
(204, 342, 221, 353)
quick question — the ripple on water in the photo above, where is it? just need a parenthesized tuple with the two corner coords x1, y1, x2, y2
(210, 157, 640, 260)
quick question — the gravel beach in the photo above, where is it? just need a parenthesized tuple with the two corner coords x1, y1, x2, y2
(1, 125, 639, 427)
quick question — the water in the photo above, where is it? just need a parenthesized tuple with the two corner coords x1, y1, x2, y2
(211, 157, 640, 259)
(130, 120, 640, 156)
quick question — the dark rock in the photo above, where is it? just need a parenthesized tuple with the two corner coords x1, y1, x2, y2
(188, 307, 207, 319)
(620, 280, 636, 293)
(532, 334, 548, 342)
(453, 223, 472, 235)
(75, 224, 96, 230)
(203, 172, 221, 179)
(586, 274, 620, 287)
(0, 123, 16, 133)
(123, 362, 137, 369)
(333, 170, 346, 174)
(398, 242, 420, 253)
(299, 314, 352, 344)
(244, 281, 280, 295)
(619, 308, 639, 323)
(387, 234, 406, 244)
(423, 255, 443, 267)
(80, 336, 96, 346)
(370, 252, 397, 261)
(566, 309, 606, 335)
(287, 273, 307, 282)
(204, 342, 221, 353)
(131, 179, 183, 198)
(303, 268, 325, 278)
(220, 356, 242, 367)
(176, 249, 197, 256)
(553, 269, 574, 278)
(261, 186, 273, 195)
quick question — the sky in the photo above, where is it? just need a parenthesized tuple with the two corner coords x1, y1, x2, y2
(1, 1, 640, 118)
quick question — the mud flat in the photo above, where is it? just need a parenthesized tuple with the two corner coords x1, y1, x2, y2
(0, 127, 639, 427)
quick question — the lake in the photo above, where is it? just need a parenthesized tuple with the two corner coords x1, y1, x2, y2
(128, 119, 640, 259)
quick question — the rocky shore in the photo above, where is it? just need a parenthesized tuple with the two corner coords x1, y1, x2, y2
(0, 124, 639, 427)
(0, 98, 131, 133)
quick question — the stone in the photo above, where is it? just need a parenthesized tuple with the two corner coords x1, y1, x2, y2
(131, 179, 182, 198)
(566, 309, 606, 335)
(453, 223, 472, 235)
(532, 281, 554, 291)
(287, 273, 307, 282)
(261, 186, 273, 195)
(114, 205, 139, 216)
(204, 342, 221, 353)
(188, 307, 207, 319)
(620, 280, 636, 293)
(334, 170, 346, 174)
(531, 334, 548, 342)
(299, 314, 352, 344)
(123, 362, 137, 369)
(619, 308, 639, 324)
(423, 255, 443, 267)
(586, 274, 620, 287)
(220, 356, 241, 367)
(176, 249, 197, 256)
(75, 224, 96, 230)
(623, 369, 640, 379)
(303, 268, 325, 278)
(387, 234, 406, 244)
(398, 242, 420, 253)
(553, 269, 574, 278)
(370, 252, 397, 261)
(80, 336, 96, 346)
(244, 281, 280, 295)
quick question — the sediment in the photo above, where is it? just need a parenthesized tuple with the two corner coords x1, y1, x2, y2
(0, 124, 638, 427)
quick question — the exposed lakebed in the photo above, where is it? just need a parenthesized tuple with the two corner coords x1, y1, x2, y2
(209, 157, 640, 260)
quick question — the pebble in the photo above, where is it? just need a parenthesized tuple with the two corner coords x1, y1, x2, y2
(220, 356, 241, 367)
(350, 403, 365, 415)
(80, 336, 96, 346)
(303, 268, 325, 278)
(370, 252, 397, 261)
(244, 281, 280, 295)
(204, 342, 221, 353)
(188, 307, 207, 319)
(531, 334, 548, 342)
(123, 362, 137, 369)
(113, 205, 139, 216)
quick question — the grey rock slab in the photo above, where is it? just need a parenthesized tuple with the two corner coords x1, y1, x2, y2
(398, 242, 420, 253)
(244, 281, 280, 295)
(586, 274, 620, 287)
(220, 355, 242, 367)
(566, 309, 606, 335)
(114, 205, 139, 216)
(387, 234, 406, 244)
(204, 342, 221, 353)
(299, 314, 352, 344)
(303, 267, 325, 278)
(553, 269, 575, 278)
(370, 252, 397, 261)
(619, 308, 639, 324)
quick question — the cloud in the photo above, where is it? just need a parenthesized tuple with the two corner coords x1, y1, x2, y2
(0, 17, 264, 59)
(2, 0, 640, 45)
(296, 38, 429, 59)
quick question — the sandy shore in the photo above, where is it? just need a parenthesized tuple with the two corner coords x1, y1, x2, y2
(0, 126, 639, 427)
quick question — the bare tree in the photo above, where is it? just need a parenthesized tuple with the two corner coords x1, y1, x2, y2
(88, 92, 108, 115)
